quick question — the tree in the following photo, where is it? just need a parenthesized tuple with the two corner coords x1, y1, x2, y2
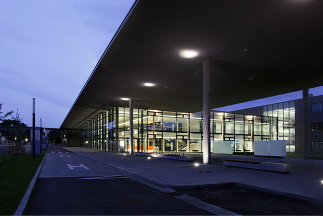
(0, 104, 13, 122)
(0, 106, 28, 145)
(0, 108, 26, 127)
(0, 119, 27, 127)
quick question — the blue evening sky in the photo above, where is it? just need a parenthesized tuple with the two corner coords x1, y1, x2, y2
(0, 0, 322, 128)
(0, 0, 134, 128)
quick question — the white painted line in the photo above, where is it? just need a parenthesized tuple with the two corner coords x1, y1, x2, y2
(66, 164, 89, 170)
(80, 176, 128, 180)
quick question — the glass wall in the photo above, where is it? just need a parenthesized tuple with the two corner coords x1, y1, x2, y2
(83, 107, 279, 154)
(263, 101, 295, 152)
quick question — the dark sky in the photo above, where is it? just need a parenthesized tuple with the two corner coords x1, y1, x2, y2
(0, 0, 134, 128)
(1, 0, 322, 128)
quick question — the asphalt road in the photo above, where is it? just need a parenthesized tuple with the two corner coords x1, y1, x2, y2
(24, 146, 210, 215)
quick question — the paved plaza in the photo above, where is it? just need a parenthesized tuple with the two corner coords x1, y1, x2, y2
(65, 147, 323, 203)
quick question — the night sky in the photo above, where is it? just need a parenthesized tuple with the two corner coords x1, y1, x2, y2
(0, 0, 134, 128)
(1, 0, 322, 128)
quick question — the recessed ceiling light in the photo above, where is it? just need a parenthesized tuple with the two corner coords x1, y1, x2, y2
(120, 97, 130, 101)
(143, 82, 156, 87)
(194, 162, 200, 167)
(179, 49, 199, 59)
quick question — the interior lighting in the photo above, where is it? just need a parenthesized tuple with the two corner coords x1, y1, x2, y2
(123, 153, 127, 156)
(249, 116, 254, 121)
(148, 109, 161, 112)
(194, 162, 200, 167)
(147, 157, 151, 160)
(321, 179, 323, 184)
(179, 49, 199, 59)
(143, 82, 156, 87)
(121, 97, 130, 101)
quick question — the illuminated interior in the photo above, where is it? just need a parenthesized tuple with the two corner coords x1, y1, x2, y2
(83, 107, 292, 154)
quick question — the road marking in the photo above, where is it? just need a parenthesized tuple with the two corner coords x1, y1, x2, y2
(66, 164, 89, 170)
(79, 175, 128, 180)
(59, 154, 71, 158)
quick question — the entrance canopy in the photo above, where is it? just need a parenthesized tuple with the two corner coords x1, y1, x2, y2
(61, 0, 323, 129)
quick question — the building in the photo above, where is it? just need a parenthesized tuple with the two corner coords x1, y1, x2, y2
(233, 95, 323, 155)
(61, 0, 323, 162)
(82, 109, 279, 154)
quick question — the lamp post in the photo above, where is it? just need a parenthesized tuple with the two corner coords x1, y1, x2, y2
(40, 118, 42, 153)
(32, 98, 35, 160)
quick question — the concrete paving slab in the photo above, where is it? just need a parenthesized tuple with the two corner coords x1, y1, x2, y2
(65, 147, 323, 203)
(39, 149, 121, 178)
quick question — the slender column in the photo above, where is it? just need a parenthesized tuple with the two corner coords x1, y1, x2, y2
(141, 110, 144, 152)
(40, 118, 42, 153)
(129, 99, 134, 154)
(32, 98, 35, 160)
(303, 88, 310, 159)
(203, 59, 211, 164)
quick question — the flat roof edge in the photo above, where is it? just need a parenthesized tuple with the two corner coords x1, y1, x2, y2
(60, 0, 140, 129)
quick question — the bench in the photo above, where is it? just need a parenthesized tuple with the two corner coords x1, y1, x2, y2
(223, 159, 290, 173)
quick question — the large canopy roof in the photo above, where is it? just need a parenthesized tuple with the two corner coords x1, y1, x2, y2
(61, 0, 323, 129)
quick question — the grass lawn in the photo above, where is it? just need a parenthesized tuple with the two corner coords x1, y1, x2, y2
(0, 153, 44, 215)
(0, 154, 15, 165)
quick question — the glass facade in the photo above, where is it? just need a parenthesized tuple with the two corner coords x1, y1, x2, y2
(263, 101, 295, 152)
(83, 108, 279, 154)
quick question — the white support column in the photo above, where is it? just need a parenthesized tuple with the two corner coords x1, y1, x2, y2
(203, 59, 211, 164)
(129, 99, 134, 154)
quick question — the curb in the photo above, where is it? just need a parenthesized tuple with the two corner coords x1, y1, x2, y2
(63, 149, 239, 215)
(14, 152, 47, 216)
(63, 148, 175, 192)
(235, 182, 319, 204)
(64, 148, 322, 203)
(175, 194, 240, 215)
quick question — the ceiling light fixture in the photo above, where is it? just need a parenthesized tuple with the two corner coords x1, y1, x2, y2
(179, 49, 199, 59)
(143, 82, 156, 87)
(120, 97, 130, 101)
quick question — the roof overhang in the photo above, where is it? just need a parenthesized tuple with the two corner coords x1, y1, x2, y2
(61, 0, 323, 129)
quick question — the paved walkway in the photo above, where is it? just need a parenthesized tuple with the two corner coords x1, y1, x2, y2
(65, 147, 323, 203)
(26, 146, 209, 215)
